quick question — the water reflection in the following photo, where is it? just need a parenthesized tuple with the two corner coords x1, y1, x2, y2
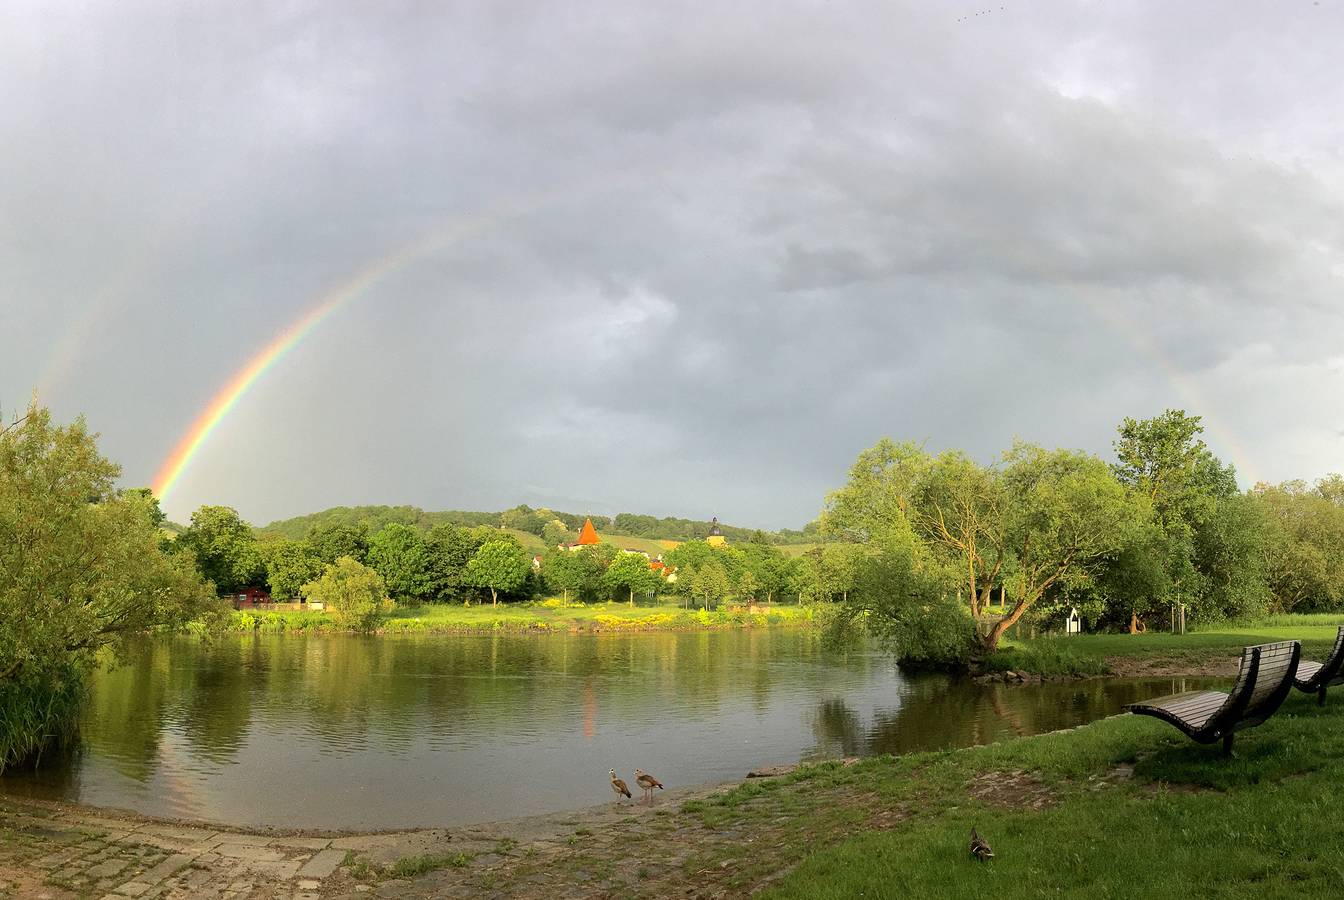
(0, 632, 1217, 829)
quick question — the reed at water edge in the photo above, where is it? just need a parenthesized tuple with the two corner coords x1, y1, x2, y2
(0, 665, 88, 774)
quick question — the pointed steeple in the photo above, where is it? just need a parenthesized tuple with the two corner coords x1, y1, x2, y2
(577, 518, 600, 546)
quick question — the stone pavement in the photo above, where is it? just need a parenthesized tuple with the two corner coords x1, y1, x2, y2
(0, 796, 451, 899)
(2, 774, 766, 899)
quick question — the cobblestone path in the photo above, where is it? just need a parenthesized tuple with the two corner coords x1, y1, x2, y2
(0, 796, 449, 899)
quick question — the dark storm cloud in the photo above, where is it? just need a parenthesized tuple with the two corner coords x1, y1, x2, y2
(4, 1, 1343, 526)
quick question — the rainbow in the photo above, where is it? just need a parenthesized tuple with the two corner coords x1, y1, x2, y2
(150, 222, 471, 502)
(149, 170, 639, 504)
(150, 170, 1261, 508)
(150, 292, 343, 502)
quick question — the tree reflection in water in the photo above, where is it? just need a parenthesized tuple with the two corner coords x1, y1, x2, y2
(0, 631, 1220, 829)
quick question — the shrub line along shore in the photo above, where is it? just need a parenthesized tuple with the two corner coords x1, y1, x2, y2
(212, 599, 826, 636)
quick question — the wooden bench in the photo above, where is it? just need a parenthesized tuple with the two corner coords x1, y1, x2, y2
(1293, 625, 1344, 706)
(1124, 640, 1301, 755)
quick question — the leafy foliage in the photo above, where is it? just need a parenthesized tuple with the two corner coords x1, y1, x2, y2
(0, 404, 212, 769)
(366, 523, 435, 602)
(257, 538, 324, 601)
(601, 552, 662, 605)
(464, 540, 532, 605)
(301, 556, 391, 631)
(177, 505, 264, 594)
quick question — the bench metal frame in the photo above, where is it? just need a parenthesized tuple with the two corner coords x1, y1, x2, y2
(1293, 625, 1344, 706)
(1125, 640, 1301, 756)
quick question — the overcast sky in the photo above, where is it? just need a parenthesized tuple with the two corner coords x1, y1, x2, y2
(4, 1, 1343, 528)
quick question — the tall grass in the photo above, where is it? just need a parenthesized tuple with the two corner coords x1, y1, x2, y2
(982, 639, 1109, 676)
(1222, 611, 1344, 629)
(0, 666, 87, 774)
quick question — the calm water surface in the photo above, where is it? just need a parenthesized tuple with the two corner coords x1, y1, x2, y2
(1, 631, 1214, 829)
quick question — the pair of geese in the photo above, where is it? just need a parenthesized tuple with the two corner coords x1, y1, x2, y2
(609, 767, 663, 802)
(609, 767, 995, 862)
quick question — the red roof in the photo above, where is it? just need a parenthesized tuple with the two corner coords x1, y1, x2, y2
(577, 518, 600, 545)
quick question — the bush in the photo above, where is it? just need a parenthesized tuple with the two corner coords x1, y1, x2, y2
(844, 546, 975, 671)
(302, 557, 392, 632)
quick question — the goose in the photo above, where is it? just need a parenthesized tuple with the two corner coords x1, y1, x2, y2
(609, 768, 632, 801)
(969, 826, 994, 861)
(634, 769, 664, 802)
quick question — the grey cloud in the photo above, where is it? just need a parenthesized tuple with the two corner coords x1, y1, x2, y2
(4, 1, 1344, 526)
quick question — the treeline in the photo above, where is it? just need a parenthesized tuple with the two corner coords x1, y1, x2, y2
(255, 504, 817, 546)
(178, 501, 850, 612)
(823, 409, 1344, 668)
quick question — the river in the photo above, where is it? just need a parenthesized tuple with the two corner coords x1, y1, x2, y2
(0, 630, 1211, 829)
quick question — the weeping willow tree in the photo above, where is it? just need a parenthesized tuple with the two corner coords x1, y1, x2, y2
(0, 403, 212, 771)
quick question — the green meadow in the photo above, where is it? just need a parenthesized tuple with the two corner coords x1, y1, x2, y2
(221, 598, 824, 635)
(991, 615, 1344, 676)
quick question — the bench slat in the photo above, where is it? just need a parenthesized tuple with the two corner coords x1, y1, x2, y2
(1126, 640, 1301, 751)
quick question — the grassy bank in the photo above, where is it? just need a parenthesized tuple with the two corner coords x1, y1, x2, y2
(218, 599, 826, 635)
(990, 613, 1344, 678)
(754, 687, 1344, 898)
(318, 674, 1344, 897)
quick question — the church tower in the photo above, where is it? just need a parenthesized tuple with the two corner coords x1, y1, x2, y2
(706, 517, 726, 548)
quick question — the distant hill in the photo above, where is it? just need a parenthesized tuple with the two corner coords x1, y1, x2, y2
(255, 505, 498, 541)
(255, 503, 819, 548)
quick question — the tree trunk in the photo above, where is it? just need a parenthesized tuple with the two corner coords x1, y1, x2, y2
(980, 596, 1036, 655)
(629, 586, 634, 607)
(491, 587, 498, 606)
(563, 588, 569, 602)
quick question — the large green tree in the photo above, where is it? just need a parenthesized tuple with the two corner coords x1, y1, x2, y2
(306, 522, 369, 565)
(985, 443, 1151, 652)
(366, 523, 434, 602)
(824, 437, 1149, 658)
(602, 552, 661, 606)
(465, 540, 531, 605)
(1254, 478, 1344, 612)
(741, 539, 790, 602)
(258, 539, 324, 601)
(424, 523, 486, 601)
(541, 548, 587, 602)
(690, 558, 732, 609)
(1, 405, 212, 768)
(178, 505, 264, 594)
(1112, 409, 1243, 622)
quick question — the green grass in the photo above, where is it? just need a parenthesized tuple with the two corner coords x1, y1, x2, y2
(991, 613, 1344, 676)
(757, 689, 1344, 898)
(343, 850, 472, 881)
(982, 641, 1109, 676)
(215, 599, 826, 635)
(385, 852, 472, 877)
